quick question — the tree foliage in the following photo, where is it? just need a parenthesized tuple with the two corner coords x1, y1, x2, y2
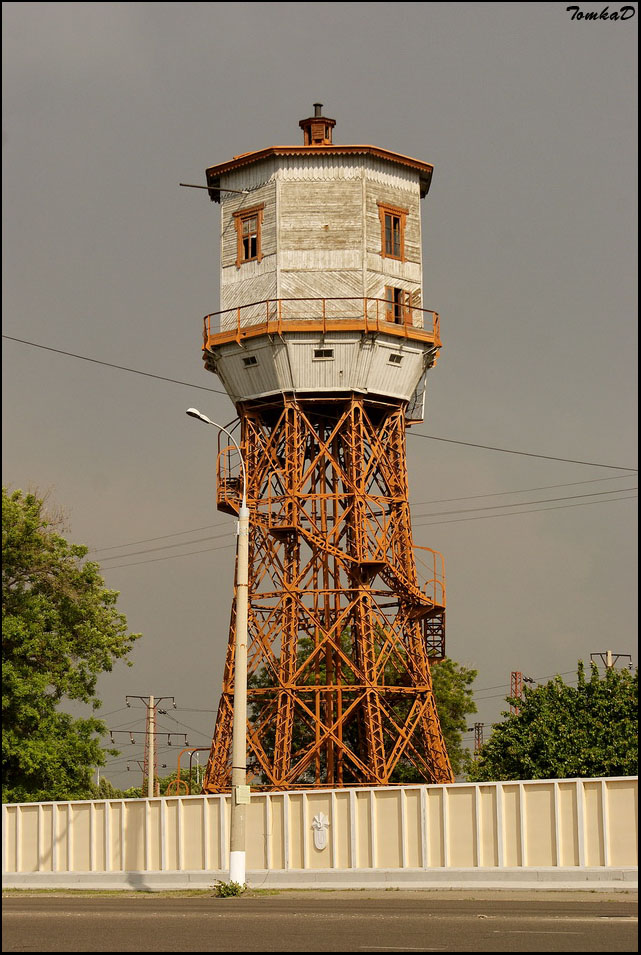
(430, 657, 478, 777)
(2, 487, 140, 802)
(93, 777, 138, 800)
(468, 662, 638, 782)
(248, 631, 476, 783)
(97, 768, 202, 799)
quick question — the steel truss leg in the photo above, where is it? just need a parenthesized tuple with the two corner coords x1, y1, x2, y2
(203, 395, 453, 791)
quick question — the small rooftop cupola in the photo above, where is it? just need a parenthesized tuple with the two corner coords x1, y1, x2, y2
(299, 102, 336, 145)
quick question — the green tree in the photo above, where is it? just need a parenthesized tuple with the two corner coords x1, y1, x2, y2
(157, 767, 202, 796)
(2, 487, 140, 803)
(430, 657, 477, 777)
(92, 777, 132, 799)
(468, 662, 638, 782)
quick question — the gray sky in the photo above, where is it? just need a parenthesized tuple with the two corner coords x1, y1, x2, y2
(2, 2, 637, 788)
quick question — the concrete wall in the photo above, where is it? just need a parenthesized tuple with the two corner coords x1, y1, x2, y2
(3, 778, 637, 888)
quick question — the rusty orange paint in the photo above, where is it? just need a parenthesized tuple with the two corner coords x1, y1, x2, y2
(201, 394, 453, 793)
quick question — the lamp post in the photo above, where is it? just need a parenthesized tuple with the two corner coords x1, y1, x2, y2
(186, 408, 249, 886)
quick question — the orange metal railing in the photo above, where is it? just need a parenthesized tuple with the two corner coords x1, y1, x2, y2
(202, 297, 441, 348)
(413, 544, 446, 609)
(216, 444, 242, 515)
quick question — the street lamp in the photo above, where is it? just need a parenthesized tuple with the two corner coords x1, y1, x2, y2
(186, 408, 250, 887)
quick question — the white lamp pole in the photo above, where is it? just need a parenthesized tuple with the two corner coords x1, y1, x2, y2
(147, 694, 155, 799)
(186, 408, 249, 886)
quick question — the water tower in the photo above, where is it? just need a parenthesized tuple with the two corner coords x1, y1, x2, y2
(199, 105, 453, 789)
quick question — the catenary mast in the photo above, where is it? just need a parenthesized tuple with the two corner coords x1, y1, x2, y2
(199, 105, 453, 789)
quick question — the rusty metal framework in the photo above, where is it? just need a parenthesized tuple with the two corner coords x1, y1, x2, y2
(473, 722, 484, 753)
(202, 394, 453, 791)
(510, 671, 523, 715)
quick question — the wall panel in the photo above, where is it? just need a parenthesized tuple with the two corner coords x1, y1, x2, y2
(3, 779, 636, 879)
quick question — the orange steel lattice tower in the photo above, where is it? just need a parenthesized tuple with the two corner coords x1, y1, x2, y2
(198, 106, 454, 789)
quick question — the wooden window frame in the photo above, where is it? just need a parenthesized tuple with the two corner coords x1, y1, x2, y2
(377, 202, 408, 261)
(384, 286, 411, 325)
(233, 204, 265, 268)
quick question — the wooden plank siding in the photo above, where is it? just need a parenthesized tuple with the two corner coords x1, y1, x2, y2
(366, 181, 422, 264)
(215, 156, 426, 333)
(221, 182, 278, 267)
(220, 180, 277, 316)
(279, 270, 364, 309)
(365, 180, 422, 326)
(279, 180, 363, 252)
(218, 157, 278, 195)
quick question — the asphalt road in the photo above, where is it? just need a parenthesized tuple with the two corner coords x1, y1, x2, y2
(2, 891, 638, 953)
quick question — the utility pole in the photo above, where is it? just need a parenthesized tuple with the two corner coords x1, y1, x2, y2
(468, 722, 484, 753)
(510, 671, 522, 715)
(590, 651, 633, 670)
(123, 696, 179, 796)
(510, 672, 535, 715)
(474, 722, 484, 753)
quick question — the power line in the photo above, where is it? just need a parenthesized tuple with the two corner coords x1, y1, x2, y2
(97, 488, 636, 569)
(100, 493, 636, 571)
(470, 663, 639, 703)
(409, 429, 636, 471)
(97, 528, 234, 562)
(90, 474, 633, 557)
(4, 334, 636, 471)
(413, 486, 637, 521)
(410, 473, 634, 507)
(174, 707, 218, 714)
(471, 670, 578, 694)
(90, 523, 224, 554)
(1, 335, 227, 395)
(95, 706, 130, 720)
(103, 544, 229, 571)
(413, 493, 636, 529)
(163, 712, 213, 737)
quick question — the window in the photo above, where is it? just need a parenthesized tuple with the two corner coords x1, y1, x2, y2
(377, 202, 408, 261)
(388, 353, 403, 365)
(313, 347, 334, 360)
(242, 355, 259, 368)
(385, 286, 410, 325)
(233, 204, 264, 267)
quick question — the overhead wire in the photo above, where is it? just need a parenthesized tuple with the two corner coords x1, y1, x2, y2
(3, 334, 636, 471)
(2, 335, 227, 395)
(14, 331, 631, 776)
(97, 527, 234, 562)
(102, 661, 635, 771)
(4, 333, 635, 570)
(413, 494, 636, 529)
(410, 473, 636, 507)
(90, 523, 224, 554)
(98, 489, 636, 570)
(408, 429, 636, 471)
(89, 473, 634, 557)
(412, 486, 637, 523)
